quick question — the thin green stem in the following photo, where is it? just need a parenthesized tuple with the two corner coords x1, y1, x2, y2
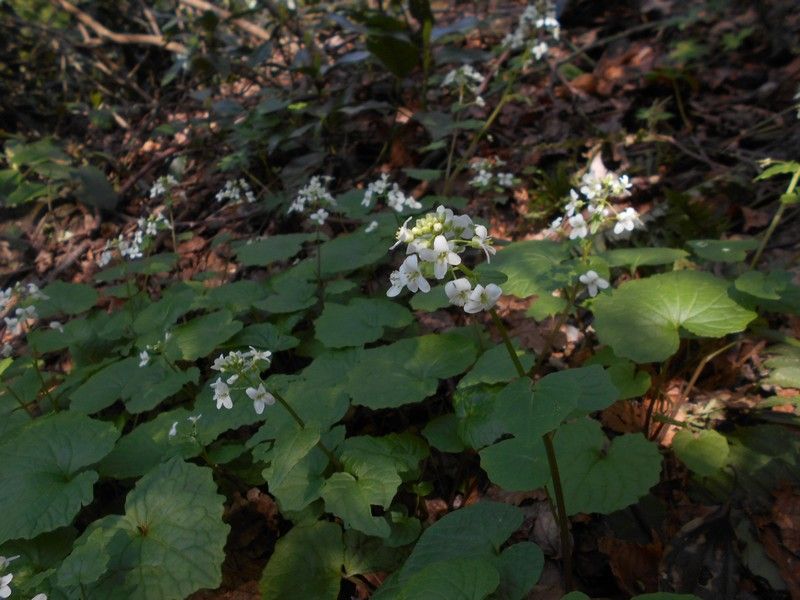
(31, 352, 58, 411)
(489, 306, 573, 590)
(750, 169, 800, 268)
(271, 389, 343, 471)
(444, 87, 465, 183)
(315, 225, 324, 305)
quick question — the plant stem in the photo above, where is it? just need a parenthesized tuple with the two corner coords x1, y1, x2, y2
(271, 389, 343, 471)
(31, 352, 58, 411)
(750, 168, 800, 268)
(315, 225, 324, 305)
(490, 307, 573, 591)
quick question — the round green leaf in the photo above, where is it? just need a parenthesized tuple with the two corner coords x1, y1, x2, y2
(687, 238, 757, 262)
(260, 521, 343, 600)
(477, 240, 569, 298)
(165, 309, 243, 361)
(0, 412, 119, 544)
(400, 558, 500, 600)
(555, 418, 662, 515)
(233, 233, 315, 267)
(592, 270, 756, 363)
(480, 438, 550, 492)
(494, 542, 544, 600)
(672, 429, 729, 477)
(315, 298, 412, 348)
(600, 247, 688, 269)
(35, 282, 98, 317)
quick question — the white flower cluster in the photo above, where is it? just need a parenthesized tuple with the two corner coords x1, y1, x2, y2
(361, 174, 422, 213)
(209, 347, 274, 414)
(441, 65, 486, 106)
(138, 331, 172, 368)
(468, 157, 516, 191)
(548, 173, 641, 240)
(387, 206, 502, 314)
(1, 283, 47, 341)
(149, 175, 178, 199)
(502, 2, 560, 63)
(0, 555, 47, 599)
(97, 212, 172, 267)
(579, 270, 609, 297)
(288, 176, 337, 226)
(215, 178, 256, 205)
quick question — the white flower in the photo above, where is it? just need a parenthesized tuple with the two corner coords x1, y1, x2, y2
(565, 189, 581, 216)
(246, 384, 275, 415)
(568, 214, 588, 239)
(168, 421, 179, 438)
(365, 220, 379, 233)
(549, 216, 563, 232)
(497, 172, 514, 187)
(97, 250, 113, 267)
(399, 254, 430, 293)
(32, 594, 48, 600)
(309, 208, 329, 225)
(0, 343, 11, 358)
(471, 225, 496, 262)
(579, 270, 609, 297)
(418, 235, 461, 279)
(4, 317, 20, 335)
(390, 216, 414, 250)
(139, 350, 150, 368)
(211, 378, 233, 410)
(226, 373, 239, 385)
(49, 321, 64, 333)
(0, 288, 11, 310)
(246, 347, 272, 363)
(0, 556, 19, 570)
(613, 207, 640, 235)
(187, 414, 202, 424)
(464, 283, 502, 314)
(469, 169, 492, 188)
(532, 41, 549, 60)
(26, 283, 48, 300)
(386, 269, 409, 298)
(0, 573, 12, 599)
(445, 278, 472, 307)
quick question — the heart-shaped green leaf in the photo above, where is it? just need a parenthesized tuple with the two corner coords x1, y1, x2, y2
(592, 270, 756, 363)
(315, 298, 412, 348)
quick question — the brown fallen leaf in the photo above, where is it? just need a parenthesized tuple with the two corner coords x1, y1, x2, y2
(599, 536, 663, 596)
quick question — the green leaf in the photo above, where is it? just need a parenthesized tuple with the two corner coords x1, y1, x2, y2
(70, 357, 138, 413)
(458, 344, 534, 389)
(453, 385, 506, 450)
(35, 282, 98, 317)
(592, 270, 756, 363)
(195, 280, 268, 313)
(409, 285, 451, 311)
(377, 502, 539, 600)
(322, 434, 428, 538)
(586, 348, 651, 400)
(73, 165, 118, 210)
(422, 413, 466, 453)
(366, 33, 419, 78)
(764, 344, 800, 388)
(754, 160, 800, 181)
(687, 238, 758, 262)
(555, 418, 662, 515)
(672, 429, 729, 477)
(400, 558, 500, 600)
(317, 231, 390, 277)
(124, 363, 199, 413)
(228, 322, 299, 352)
(0, 527, 76, 598)
(480, 438, 549, 491)
(343, 529, 408, 576)
(478, 240, 570, 298)
(315, 298, 412, 348)
(260, 521, 343, 600)
(165, 309, 242, 360)
(263, 425, 322, 496)
(132, 285, 195, 335)
(0, 412, 119, 544)
(493, 542, 545, 600)
(346, 332, 478, 409)
(233, 233, 315, 266)
(600, 247, 688, 269)
(65, 458, 229, 600)
(255, 272, 316, 313)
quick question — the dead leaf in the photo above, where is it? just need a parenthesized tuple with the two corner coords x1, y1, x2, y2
(599, 536, 663, 595)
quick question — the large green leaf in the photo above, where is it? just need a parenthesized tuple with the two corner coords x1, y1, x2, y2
(70, 357, 137, 413)
(399, 558, 500, 599)
(599, 247, 688, 269)
(458, 344, 534, 389)
(60, 458, 229, 600)
(95, 253, 178, 282)
(317, 231, 390, 276)
(764, 344, 800, 388)
(592, 270, 756, 363)
(346, 332, 478, 409)
(672, 429, 729, 477)
(687, 238, 758, 262)
(555, 418, 662, 515)
(493, 542, 545, 600)
(315, 298, 412, 348)
(125, 362, 198, 413)
(233, 233, 315, 267)
(35, 282, 98, 317)
(73, 165, 118, 210)
(260, 521, 343, 600)
(0, 528, 76, 598)
(0, 412, 119, 543)
(479, 438, 550, 491)
(374, 502, 540, 600)
(478, 240, 570, 298)
(165, 309, 243, 360)
(322, 434, 428, 538)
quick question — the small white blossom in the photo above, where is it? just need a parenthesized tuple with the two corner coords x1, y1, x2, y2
(139, 350, 150, 368)
(0, 556, 19, 570)
(289, 176, 335, 214)
(565, 189, 581, 216)
(0, 573, 12, 599)
(187, 414, 202, 424)
(613, 207, 640, 235)
(49, 321, 64, 333)
(168, 421, 179, 438)
(150, 175, 178, 199)
(568, 214, 588, 239)
(26, 283, 48, 301)
(309, 208, 329, 225)
(464, 283, 502, 314)
(211, 378, 233, 410)
(365, 220, 379, 233)
(469, 169, 492, 188)
(386, 269, 410, 298)
(32, 594, 48, 600)
(442, 64, 484, 95)
(1, 343, 12, 358)
(97, 250, 113, 267)
(0, 289, 11, 310)
(3, 317, 19, 335)
(445, 278, 472, 307)
(579, 270, 609, 297)
(246, 384, 275, 415)
(400, 254, 430, 293)
(245, 347, 272, 363)
(216, 178, 256, 205)
(496, 173, 515, 188)
(532, 41, 549, 60)
(471, 225, 496, 262)
(418, 235, 462, 279)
